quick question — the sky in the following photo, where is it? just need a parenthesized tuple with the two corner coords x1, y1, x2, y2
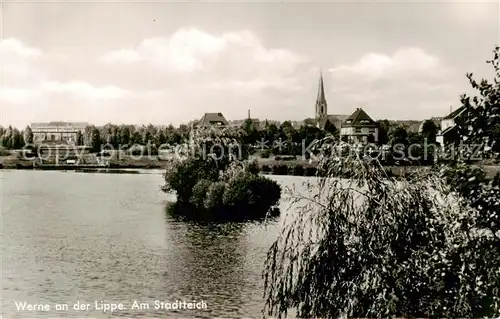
(0, 0, 499, 128)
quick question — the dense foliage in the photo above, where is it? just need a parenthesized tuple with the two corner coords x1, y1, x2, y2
(456, 46, 500, 154)
(0, 126, 24, 149)
(262, 138, 500, 318)
(162, 127, 281, 220)
(441, 163, 500, 236)
(2, 117, 443, 163)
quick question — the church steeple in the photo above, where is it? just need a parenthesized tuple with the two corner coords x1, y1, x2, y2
(315, 69, 327, 122)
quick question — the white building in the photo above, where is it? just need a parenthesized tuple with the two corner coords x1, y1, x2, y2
(340, 108, 379, 144)
(31, 122, 88, 144)
(436, 106, 466, 146)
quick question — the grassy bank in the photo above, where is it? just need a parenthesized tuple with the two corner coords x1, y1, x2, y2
(2, 155, 499, 179)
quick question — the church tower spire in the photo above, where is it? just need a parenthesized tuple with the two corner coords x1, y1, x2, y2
(315, 69, 327, 123)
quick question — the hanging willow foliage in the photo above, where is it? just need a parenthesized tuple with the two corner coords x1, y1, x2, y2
(262, 138, 500, 318)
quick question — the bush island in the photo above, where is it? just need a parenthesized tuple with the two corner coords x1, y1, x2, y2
(162, 126, 281, 220)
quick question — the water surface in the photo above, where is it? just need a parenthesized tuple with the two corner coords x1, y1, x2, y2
(1, 170, 308, 318)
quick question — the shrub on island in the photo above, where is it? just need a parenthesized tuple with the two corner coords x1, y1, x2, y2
(162, 126, 281, 220)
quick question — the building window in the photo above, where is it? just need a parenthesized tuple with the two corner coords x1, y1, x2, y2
(355, 128, 362, 133)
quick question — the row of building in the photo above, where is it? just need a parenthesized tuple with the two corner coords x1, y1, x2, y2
(29, 72, 463, 146)
(189, 71, 461, 145)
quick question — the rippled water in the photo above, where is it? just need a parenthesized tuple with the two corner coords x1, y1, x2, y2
(1, 170, 309, 318)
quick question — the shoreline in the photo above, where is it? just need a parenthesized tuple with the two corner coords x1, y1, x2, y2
(1, 160, 499, 179)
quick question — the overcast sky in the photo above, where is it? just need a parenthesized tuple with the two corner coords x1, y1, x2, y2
(0, 0, 498, 128)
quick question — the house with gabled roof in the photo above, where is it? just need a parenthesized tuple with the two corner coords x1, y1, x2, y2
(197, 112, 228, 128)
(340, 108, 379, 144)
(436, 106, 467, 145)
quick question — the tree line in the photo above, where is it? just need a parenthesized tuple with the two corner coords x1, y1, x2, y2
(0, 117, 439, 154)
(0, 123, 192, 152)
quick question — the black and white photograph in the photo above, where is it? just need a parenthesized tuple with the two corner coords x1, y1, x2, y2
(1, 0, 500, 318)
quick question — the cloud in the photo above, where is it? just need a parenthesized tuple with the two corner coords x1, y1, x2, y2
(93, 28, 311, 122)
(0, 81, 131, 104)
(100, 28, 229, 72)
(41, 81, 131, 100)
(326, 47, 462, 120)
(0, 87, 35, 104)
(100, 49, 141, 64)
(447, 2, 498, 24)
(99, 28, 308, 83)
(329, 47, 440, 78)
(1, 36, 468, 128)
(205, 76, 303, 92)
(1, 38, 46, 86)
(0, 38, 131, 104)
(0, 38, 43, 58)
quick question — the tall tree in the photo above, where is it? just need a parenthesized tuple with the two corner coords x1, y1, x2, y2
(75, 131, 84, 146)
(1, 126, 13, 149)
(11, 128, 24, 149)
(456, 46, 500, 153)
(377, 120, 391, 145)
(421, 119, 439, 143)
(143, 131, 153, 145)
(131, 131, 142, 145)
(89, 126, 102, 152)
(83, 126, 93, 146)
(243, 119, 260, 145)
(23, 125, 34, 145)
(155, 130, 166, 146)
(178, 124, 190, 141)
(390, 126, 409, 145)
(119, 125, 131, 146)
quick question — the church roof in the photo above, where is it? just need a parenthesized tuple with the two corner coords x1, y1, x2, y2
(327, 114, 350, 122)
(198, 112, 228, 127)
(316, 70, 327, 104)
(342, 108, 376, 127)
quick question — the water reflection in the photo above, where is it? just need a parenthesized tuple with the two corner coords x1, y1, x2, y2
(163, 202, 248, 316)
(1, 170, 302, 318)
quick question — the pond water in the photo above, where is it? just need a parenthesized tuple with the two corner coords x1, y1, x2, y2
(1, 170, 312, 318)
